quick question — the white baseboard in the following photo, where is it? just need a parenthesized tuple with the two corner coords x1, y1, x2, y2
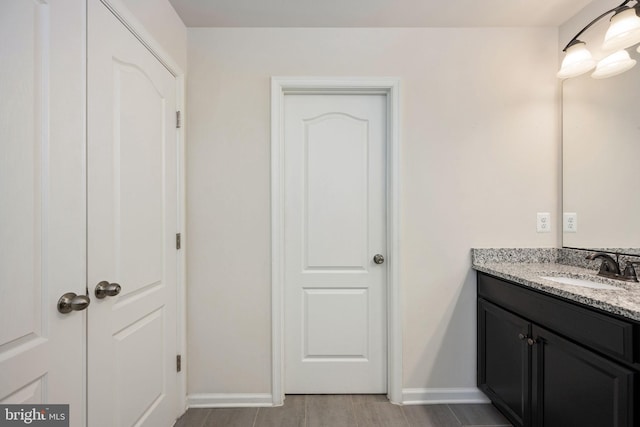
(187, 393, 274, 408)
(187, 388, 488, 408)
(402, 388, 490, 405)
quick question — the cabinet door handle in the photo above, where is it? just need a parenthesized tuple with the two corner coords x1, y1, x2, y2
(527, 337, 537, 346)
(518, 333, 527, 341)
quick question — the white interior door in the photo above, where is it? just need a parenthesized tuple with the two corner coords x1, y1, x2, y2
(0, 0, 85, 424)
(284, 93, 388, 393)
(87, 1, 179, 425)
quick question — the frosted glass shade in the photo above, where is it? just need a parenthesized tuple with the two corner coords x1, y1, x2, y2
(557, 42, 596, 78)
(602, 7, 640, 51)
(592, 50, 637, 78)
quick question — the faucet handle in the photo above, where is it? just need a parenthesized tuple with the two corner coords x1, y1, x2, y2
(623, 261, 639, 282)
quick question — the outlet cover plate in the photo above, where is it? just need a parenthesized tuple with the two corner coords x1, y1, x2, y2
(537, 212, 551, 233)
(563, 212, 578, 233)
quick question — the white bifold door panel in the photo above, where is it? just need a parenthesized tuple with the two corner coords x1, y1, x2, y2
(284, 94, 388, 393)
(0, 0, 85, 424)
(87, 1, 179, 426)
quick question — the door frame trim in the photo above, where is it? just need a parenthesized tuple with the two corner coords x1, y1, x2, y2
(270, 77, 402, 404)
(96, 0, 188, 415)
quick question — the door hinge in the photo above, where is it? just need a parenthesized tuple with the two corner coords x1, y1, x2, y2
(176, 233, 181, 250)
(176, 354, 182, 372)
(176, 111, 182, 129)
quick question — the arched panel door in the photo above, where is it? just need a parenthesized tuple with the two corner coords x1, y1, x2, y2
(87, 1, 179, 425)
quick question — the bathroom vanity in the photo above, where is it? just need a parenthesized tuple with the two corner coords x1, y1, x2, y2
(474, 20, 640, 425)
(473, 250, 640, 427)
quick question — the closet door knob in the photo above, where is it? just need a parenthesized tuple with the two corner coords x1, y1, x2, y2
(373, 254, 385, 264)
(95, 281, 122, 299)
(58, 293, 91, 314)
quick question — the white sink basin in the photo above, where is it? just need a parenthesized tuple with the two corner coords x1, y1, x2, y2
(539, 276, 621, 290)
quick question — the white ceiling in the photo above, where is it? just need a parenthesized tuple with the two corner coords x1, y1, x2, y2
(168, 0, 596, 28)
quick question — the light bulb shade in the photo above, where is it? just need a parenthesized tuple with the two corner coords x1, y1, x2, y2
(592, 50, 637, 78)
(602, 7, 640, 51)
(557, 42, 596, 78)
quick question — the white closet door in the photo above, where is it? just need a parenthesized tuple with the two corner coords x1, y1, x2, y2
(0, 0, 85, 425)
(87, 1, 179, 425)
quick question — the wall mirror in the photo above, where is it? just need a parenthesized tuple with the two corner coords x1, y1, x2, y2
(562, 65, 640, 256)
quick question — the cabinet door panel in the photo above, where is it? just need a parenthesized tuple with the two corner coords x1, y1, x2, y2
(478, 299, 530, 427)
(532, 325, 635, 427)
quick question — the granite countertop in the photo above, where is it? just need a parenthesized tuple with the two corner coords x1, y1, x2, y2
(472, 249, 640, 322)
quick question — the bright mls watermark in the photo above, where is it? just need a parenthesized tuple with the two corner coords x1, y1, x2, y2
(0, 405, 69, 426)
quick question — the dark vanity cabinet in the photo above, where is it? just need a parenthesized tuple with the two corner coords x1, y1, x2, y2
(477, 272, 639, 427)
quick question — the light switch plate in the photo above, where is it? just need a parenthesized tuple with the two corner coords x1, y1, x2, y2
(563, 212, 578, 233)
(537, 212, 551, 233)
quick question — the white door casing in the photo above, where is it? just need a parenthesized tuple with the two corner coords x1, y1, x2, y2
(271, 78, 402, 404)
(0, 0, 86, 424)
(283, 94, 388, 393)
(87, 1, 180, 425)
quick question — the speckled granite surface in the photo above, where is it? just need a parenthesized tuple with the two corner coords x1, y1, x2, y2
(472, 248, 559, 265)
(472, 248, 640, 322)
(558, 248, 640, 270)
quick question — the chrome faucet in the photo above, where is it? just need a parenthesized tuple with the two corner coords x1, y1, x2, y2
(585, 252, 638, 282)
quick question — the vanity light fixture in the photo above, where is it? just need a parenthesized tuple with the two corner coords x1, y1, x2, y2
(558, 0, 640, 79)
(592, 49, 637, 78)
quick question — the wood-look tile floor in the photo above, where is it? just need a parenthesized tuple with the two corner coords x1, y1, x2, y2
(174, 395, 512, 427)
